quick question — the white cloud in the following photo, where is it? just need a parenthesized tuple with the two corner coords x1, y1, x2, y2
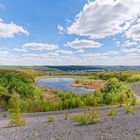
(55, 50, 73, 55)
(0, 51, 13, 57)
(126, 22, 140, 42)
(67, 0, 140, 39)
(121, 46, 140, 53)
(22, 52, 59, 58)
(23, 42, 59, 51)
(75, 49, 85, 53)
(14, 48, 29, 52)
(123, 40, 137, 47)
(57, 24, 65, 34)
(0, 19, 29, 38)
(1, 49, 140, 65)
(65, 39, 102, 49)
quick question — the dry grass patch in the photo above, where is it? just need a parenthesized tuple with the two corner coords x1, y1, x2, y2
(72, 78, 105, 90)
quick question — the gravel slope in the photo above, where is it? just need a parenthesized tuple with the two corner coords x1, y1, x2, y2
(0, 107, 140, 140)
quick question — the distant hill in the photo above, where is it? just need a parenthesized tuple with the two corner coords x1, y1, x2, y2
(48, 65, 140, 72)
(1, 65, 140, 72)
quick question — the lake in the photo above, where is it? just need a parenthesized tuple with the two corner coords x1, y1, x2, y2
(37, 77, 94, 93)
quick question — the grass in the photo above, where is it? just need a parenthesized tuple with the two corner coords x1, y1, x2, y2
(107, 106, 117, 116)
(8, 113, 26, 127)
(47, 115, 55, 122)
(72, 108, 101, 125)
(125, 104, 134, 113)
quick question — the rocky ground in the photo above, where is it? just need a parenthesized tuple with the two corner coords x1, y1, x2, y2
(0, 106, 140, 140)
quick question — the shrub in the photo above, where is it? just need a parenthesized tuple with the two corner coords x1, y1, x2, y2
(107, 106, 117, 116)
(100, 78, 136, 105)
(72, 113, 89, 125)
(47, 115, 55, 122)
(8, 93, 21, 113)
(75, 79, 80, 84)
(125, 104, 134, 113)
(72, 108, 101, 125)
(8, 113, 26, 127)
(0, 69, 46, 112)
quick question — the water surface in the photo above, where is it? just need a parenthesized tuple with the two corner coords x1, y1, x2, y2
(37, 77, 94, 93)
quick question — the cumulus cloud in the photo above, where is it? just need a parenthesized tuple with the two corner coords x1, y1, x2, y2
(0, 51, 13, 57)
(55, 50, 73, 55)
(121, 46, 140, 53)
(23, 42, 59, 51)
(65, 39, 102, 49)
(1, 48, 140, 65)
(67, 0, 140, 39)
(22, 52, 59, 58)
(123, 40, 138, 47)
(75, 49, 85, 53)
(0, 19, 29, 38)
(14, 48, 29, 52)
(126, 22, 140, 42)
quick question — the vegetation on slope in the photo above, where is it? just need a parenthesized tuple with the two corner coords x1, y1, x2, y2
(0, 68, 47, 112)
(67, 70, 140, 82)
(0, 68, 136, 113)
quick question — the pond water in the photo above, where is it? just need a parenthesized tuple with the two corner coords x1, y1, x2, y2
(37, 77, 94, 93)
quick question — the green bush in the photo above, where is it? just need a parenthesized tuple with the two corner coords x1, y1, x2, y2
(8, 93, 26, 127)
(8, 112, 26, 127)
(125, 104, 134, 113)
(72, 108, 101, 125)
(107, 106, 117, 116)
(100, 78, 136, 105)
(75, 79, 80, 84)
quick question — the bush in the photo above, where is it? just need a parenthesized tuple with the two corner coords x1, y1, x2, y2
(0, 69, 46, 112)
(72, 108, 101, 125)
(107, 106, 117, 116)
(100, 78, 136, 105)
(125, 104, 134, 113)
(75, 79, 80, 84)
(7, 93, 26, 127)
(8, 113, 26, 127)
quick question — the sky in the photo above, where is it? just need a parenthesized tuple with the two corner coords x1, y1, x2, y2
(0, 0, 140, 66)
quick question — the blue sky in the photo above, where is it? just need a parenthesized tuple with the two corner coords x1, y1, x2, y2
(0, 0, 140, 65)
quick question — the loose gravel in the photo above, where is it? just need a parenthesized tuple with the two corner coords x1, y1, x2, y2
(0, 107, 140, 140)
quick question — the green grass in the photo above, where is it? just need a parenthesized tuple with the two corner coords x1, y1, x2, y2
(8, 113, 26, 127)
(72, 108, 101, 125)
(125, 104, 134, 113)
(47, 115, 55, 122)
(107, 106, 117, 116)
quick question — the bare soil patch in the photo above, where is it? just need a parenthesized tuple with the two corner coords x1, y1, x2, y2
(71, 78, 105, 90)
